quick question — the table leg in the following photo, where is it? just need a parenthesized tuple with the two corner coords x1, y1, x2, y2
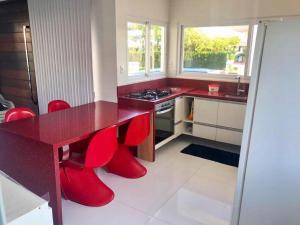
(138, 112, 155, 162)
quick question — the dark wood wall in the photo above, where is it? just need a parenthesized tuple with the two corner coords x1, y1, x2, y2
(0, 0, 38, 113)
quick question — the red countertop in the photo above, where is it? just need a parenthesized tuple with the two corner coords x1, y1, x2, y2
(119, 87, 248, 106)
(119, 87, 194, 105)
(185, 89, 248, 103)
(0, 101, 152, 148)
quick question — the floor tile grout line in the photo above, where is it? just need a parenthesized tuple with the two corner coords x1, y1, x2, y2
(112, 198, 154, 219)
(142, 216, 173, 225)
(151, 162, 207, 221)
(107, 145, 204, 220)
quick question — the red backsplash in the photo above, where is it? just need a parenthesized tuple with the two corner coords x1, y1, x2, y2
(167, 78, 249, 95)
(117, 78, 249, 96)
(117, 78, 167, 96)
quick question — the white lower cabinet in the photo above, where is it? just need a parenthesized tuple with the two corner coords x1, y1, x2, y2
(177, 96, 246, 146)
(216, 128, 243, 145)
(194, 98, 219, 124)
(175, 122, 184, 135)
(217, 102, 246, 130)
(193, 124, 217, 141)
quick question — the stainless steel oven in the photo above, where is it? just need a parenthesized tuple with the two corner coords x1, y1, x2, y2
(155, 99, 175, 145)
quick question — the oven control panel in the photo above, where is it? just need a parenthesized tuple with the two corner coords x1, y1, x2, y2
(155, 99, 175, 112)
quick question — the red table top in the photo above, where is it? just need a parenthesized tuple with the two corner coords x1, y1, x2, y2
(0, 101, 152, 148)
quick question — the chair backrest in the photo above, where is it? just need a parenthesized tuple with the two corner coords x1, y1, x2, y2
(48, 100, 71, 113)
(84, 126, 117, 168)
(124, 112, 151, 146)
(5, 108, 36, 122)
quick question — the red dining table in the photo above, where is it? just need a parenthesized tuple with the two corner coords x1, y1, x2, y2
(0, 101, 154, 225)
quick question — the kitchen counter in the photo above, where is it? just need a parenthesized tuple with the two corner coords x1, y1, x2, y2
(186, 89, 248, 103)
(119, 87, 194, 105)
(119, 87, 248, 106)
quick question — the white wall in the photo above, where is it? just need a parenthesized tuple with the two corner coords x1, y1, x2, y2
(168, 0, 300, 78)
(28, 0, 94, 113)
(115, 0, 170, 86)
(91, 0, 118, 102)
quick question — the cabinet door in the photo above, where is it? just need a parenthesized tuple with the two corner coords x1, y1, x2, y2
(216, 128, 243, 145)
(174, 122, 184, 135)
(193, 124, 217, 141)
(193, 98, 219, 125)
(175, 97, 184, 124)
(217, 102, 246, 130)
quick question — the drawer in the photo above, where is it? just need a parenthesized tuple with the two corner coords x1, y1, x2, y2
(217, 102, 246, 130)
(193, 98, 219, 125)
(216, 128, 243, 145)
(193, 124, 216, 141)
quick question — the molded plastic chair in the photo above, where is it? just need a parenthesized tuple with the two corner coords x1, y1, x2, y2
(48, 100, 71, 113)
(5, 108, 36, 122)
(60, 126, 117, 206)
(48, 100, 73, 160)
(106, 113, 150, 179)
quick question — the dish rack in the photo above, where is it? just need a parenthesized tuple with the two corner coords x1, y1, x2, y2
(0, 95, 15, 123)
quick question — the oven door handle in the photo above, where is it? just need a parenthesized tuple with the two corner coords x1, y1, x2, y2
(156, 107, 174, 115)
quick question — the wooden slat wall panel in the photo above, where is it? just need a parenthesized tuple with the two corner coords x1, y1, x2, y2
(0, 52, 34, 62)
(0, 0, 38, 113)
(0, 11, 29, 23)
(0, 43, 32, 52)
(28, 0, 94, 113)
(0, 61, 34, 70)
(0, 69, 30, 81)
(0, 22, 30, 33)
(0, 33, 31, 43)
(0, 1, 28, 13)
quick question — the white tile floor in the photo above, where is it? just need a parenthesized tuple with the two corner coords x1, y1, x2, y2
(62, 137, 238, 225)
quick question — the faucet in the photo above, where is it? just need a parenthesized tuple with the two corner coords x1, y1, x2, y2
(236, 76, 245, 96)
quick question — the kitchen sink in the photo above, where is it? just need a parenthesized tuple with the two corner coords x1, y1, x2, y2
(224, 94, 248, 101)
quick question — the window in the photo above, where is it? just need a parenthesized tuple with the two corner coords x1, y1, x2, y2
(127, 22, 166, 76)
(128, 22, 146, 75)
(181, 25, 256, 76)
(150, 25, 166, 73)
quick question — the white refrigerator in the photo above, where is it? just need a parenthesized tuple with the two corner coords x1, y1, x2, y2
(232, 18, 300, 225)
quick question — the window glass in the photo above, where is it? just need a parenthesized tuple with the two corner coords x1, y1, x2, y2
(150, 25, 165, 73)
(183, 25, 249, 75)
(128, 22, 146, 75)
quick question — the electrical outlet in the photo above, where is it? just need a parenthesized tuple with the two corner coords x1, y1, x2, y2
(120, 66, 125, 74)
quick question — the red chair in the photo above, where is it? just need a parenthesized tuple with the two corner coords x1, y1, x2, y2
(5, 108, 36, 122)
(48, 100, 71, 113)
(60, 126, 117, 206)
(106, 113, 150, 179)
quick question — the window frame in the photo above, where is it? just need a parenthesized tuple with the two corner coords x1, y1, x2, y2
(178, 23, 257, 80)
(126, 19, 167, 78)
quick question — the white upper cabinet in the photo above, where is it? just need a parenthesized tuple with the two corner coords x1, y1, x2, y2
(217, 102, 246, 130)
(194, 98, 219, 124)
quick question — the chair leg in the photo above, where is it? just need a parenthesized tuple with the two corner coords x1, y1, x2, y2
(106, 145, 147, 179)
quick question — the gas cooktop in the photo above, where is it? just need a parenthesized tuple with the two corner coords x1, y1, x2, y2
(127, 89, 172, 101)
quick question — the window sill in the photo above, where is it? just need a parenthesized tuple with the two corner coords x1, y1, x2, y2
(119, 73, 166, 86)
(174, 73, 251, 83)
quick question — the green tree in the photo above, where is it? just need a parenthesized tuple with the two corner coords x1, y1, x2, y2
(184, 28, 241, 70)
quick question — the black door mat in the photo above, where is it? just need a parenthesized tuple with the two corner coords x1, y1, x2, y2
(181, 144, 240, 167)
